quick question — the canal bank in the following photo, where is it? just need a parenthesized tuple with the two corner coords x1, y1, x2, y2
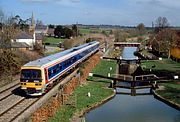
(152, 89, 180, 111)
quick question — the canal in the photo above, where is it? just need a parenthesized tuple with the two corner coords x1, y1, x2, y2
(84, 47, 180, 122)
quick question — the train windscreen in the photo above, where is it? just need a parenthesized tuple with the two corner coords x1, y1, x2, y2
(21, 69, 41, 80)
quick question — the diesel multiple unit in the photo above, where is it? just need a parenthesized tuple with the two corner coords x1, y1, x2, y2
(20, 41, 99, 96)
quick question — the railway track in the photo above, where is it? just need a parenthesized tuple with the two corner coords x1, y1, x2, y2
(0, 97, 40, 122)
(0, 83, 20, 102)
(0, 82, 19, 94)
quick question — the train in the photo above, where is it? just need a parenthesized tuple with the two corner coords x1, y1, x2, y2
(20, 41, 100, 96)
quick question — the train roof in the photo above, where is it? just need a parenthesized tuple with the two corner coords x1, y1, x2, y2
(23, 41, 99, 67)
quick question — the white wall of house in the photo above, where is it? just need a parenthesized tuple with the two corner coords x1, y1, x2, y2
(15, 39, 35, 48)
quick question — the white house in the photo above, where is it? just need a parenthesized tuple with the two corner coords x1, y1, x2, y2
(13, 31, 35, 50)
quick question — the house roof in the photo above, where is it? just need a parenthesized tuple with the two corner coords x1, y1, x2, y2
(16, 31, 33, 39)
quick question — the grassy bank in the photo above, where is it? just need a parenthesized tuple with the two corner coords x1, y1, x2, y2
(141, 59, 180, 72)
(156, 82, 180, 104)
(141, 58, 180, 105)
(48, 59, 116, 122)
(87, 59, 117, 82)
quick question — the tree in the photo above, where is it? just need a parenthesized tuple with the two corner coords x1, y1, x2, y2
(48, 24, 55, 29)
(155, 17, 169, 33)
(0, 9, 4, 23)
(109, 30, 113, 35)
(72, 24, 78, 37)
(36, 19, 43, 26)
(64, 27, 73, 39)
(0, 11, 21, 79)
(155, 29, 177, 58)
(114, 29, 126, 42)
(137, 23, 145, 35)
(54, 25, 63, 38)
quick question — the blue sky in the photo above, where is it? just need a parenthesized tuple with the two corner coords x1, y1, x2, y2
(0, 0, 180, 26)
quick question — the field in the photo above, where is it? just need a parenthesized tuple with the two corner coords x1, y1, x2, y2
(79, 28, 102, 35)
(44, 37, 65, 44)
(79, 28, 91, 34)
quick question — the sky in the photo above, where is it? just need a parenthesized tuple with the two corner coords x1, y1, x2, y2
(0, 0, 180, 26)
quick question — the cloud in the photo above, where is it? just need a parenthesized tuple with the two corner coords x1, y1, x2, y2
(21, 0, 80, 4)
(70, 0, 80, 3)
(135, 0, 180, 8)
(21, 0, 50, 2)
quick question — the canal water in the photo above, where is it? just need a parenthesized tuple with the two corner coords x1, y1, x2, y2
(84, 47, 180, 122)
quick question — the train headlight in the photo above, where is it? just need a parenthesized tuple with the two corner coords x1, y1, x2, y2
(34, 80, 39, 82)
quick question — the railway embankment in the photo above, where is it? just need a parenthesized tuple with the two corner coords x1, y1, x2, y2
(31, 54, 116, 122)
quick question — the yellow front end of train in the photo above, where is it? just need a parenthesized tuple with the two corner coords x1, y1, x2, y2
(20, 67, 45, 96)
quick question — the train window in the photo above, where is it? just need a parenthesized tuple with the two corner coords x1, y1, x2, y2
(71, 57, 74, 62)
(21, 69, 41, 79)
(59, 64, 62, 70)
(64, 61, 67, 67)
(69, 59, 71, 65)
(48, 70, 51, 77)
(53, 69, 57, 74)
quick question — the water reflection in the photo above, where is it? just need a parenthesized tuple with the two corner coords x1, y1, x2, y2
(85, 88, 180, 122)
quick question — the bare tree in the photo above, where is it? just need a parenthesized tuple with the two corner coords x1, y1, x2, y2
(36, 19, 43, 26)
(137, 23, 145, 35)
(0, 9, 4, 23)
(154, 29, 178, 58)
(0, 11, 21, 82)
(114, 29, 126, 42)
(155, 17, 169, 33)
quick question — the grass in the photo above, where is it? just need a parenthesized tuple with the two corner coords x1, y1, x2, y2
(79, 28, 91, 34)
(156, 82, 180, 104)
(44, 37, 65, 44)
(48, 59, 116, 122)
(141, 58, 180, 72)
(87, 59, 117, 82)
(79, 28, 101, 35)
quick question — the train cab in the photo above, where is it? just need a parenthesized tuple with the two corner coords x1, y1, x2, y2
(20, 67, 45, 96)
